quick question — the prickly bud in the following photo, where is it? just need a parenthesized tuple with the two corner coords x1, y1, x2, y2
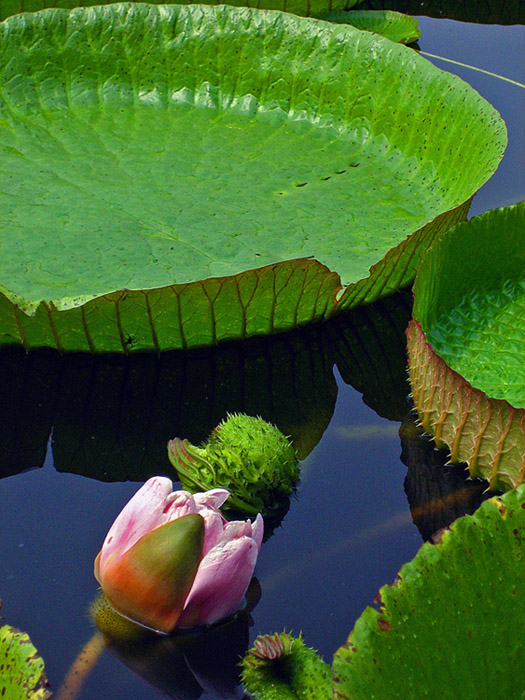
(242, 632, 331, 700)
(168, 414, 299, 516)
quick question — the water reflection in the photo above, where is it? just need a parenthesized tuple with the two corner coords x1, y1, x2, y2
(400, 412, 497, 541)
(0, 290, 413, 482)
(0, 286, 496, 547)
(327, 289, 413, 421)
(94, 581, 261, 700)
(0, 326, 337, 480)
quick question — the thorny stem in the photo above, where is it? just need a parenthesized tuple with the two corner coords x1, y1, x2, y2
(55, 632, 105, 700)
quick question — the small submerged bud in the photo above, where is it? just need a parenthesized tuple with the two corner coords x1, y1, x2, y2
(251, 632, 293, 660)
(242, 632, 331, 700)
(168, 414, 299, 516)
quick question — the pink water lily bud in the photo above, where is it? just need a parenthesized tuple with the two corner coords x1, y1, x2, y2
(94, 477, 263, 635)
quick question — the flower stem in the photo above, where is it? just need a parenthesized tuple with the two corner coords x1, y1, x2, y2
(55, 632, 105, 700)
(420, 51, 525, 89)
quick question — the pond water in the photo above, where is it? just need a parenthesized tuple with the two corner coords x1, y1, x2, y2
(0, 11, 523, 700)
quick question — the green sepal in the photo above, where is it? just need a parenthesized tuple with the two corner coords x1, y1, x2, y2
(100, 513, 204, 633)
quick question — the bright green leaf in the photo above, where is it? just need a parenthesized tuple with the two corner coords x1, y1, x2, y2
(0, 0, 362, 22)
(0, 5, 505, 352)
(0, 624, 51, 699)
(408, 203, 525, 490)
(317, 10, 421, 44)
(333, 486, 525, 699)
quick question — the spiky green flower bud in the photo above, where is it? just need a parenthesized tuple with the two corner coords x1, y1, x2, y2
(241, 632, 332, 700)
(167, 414, 299, 516)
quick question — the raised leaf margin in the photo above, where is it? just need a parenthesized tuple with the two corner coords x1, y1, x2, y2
(0, 5, 505, 352)
(317, 9, 421, 44)
(407, 204, 525, 491)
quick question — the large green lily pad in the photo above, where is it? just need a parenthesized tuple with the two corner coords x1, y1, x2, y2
(333, 486, 525, 699)
(2, 0, 523, 24)
(0, 0, 362, 21)
(407, 203, 525, 491)
(0, 4, 505, 352)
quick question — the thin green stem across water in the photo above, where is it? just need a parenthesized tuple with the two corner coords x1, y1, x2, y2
(421, 51, 525, 89)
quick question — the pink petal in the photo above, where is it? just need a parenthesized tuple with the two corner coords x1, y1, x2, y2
(219, 521, 253, 543)
(164, 491, 197, 522)
(200, 507, 227, 555)
(218, 515, 263, 550)
(193, 489, 230, 510)
(178, 536, 258, 628)
(251, 514, 264, 552)
(99, 477, 174, 570)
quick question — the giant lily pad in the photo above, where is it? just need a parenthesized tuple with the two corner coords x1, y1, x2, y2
(407, 203, 525, 491)
(0, 0, 420, 45)
(0, 4, 505, 352)
(2, 0, 523, 24)
(0, 0, 362, 21)
(332, 485, 525, 699)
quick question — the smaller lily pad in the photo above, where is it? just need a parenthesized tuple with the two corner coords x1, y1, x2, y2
(333, 485, 525, 699)
(407, 203, 525, 491)
(0, 624, 51, 699)
(352, 0, 524, 25)
(317, 10, 421, 44)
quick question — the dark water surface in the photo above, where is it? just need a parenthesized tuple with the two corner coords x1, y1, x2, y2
(0, 14, 523, 700)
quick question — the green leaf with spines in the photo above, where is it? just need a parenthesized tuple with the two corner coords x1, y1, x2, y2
(242, 632, 331, 700)
(333, 486, 525, 699)
(408, 203, 525, 491)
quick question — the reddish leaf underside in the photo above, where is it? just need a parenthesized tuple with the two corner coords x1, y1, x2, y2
(407, 319, 525, 491)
